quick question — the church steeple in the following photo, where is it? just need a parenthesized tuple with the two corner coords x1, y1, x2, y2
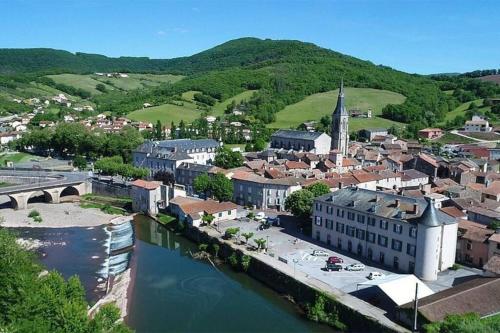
(330, 79, 349, 155)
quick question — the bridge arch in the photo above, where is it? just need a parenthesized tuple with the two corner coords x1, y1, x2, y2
(60, 186, 81, 201)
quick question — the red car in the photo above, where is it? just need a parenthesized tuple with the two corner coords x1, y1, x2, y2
(327, 256, 344, 264)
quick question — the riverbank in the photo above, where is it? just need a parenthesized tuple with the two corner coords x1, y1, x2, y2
(0, 201, 121, 228)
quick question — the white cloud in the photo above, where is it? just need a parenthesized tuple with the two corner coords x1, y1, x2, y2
(157, 30, 166, 36)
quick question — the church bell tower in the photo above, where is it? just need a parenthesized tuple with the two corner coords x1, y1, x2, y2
(331, 80, 349, 156)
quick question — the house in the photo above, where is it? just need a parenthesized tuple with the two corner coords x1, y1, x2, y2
(131, 180, 165, 215)
(465, 115, 492, 132)
(169, 196, 237, 227)
(175, 162, 226, 195)
(270, 130, 331, 155)
(231, 171, 303, 210)
(299, 121, 316, 132)
(133, 139, 221, 175)
(400, 169, 429, 188)
(456, 219, 494, 268)
(0, 131, 20, 145)
(418, 128, 444, 139)
(358, 128, 388, 141)
(312, 188, 458, 281)
(397, 277, 500, 327)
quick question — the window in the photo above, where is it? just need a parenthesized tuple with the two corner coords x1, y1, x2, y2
(368, 217, 376, 226)
(357, 214, 365, 224)
(336, 222, 345, 234)
(227, 210, 232, 215)
(380, 220, 388, 230)
(392, 239, 402, 252)
(378, 235, 388, 247)
(347, 212, 355, 221)
(218, 212, 222, 217)
(327, 206, 333, 214)
(337, 209, 344, 218)
(393, 224, 402, 234)
(346, 226, 355, 237)
(356, 229, 365, 240)
(367, 232, 376, 243)
(315, 216, 322, 226)
(325, 219, 334, 230)
(409, 227, 417, 238)
(466, 241, 472, 250)
(407, 244, 416, 257)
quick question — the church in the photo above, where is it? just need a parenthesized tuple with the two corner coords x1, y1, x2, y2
(331, 80, 349, 156)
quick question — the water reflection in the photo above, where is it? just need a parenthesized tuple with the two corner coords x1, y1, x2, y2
(127, 215, 330, 333)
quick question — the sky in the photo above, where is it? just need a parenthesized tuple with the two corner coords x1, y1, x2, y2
(0, 0, 498, 74)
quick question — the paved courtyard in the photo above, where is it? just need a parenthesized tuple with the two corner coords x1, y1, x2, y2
(215, 211, 482, 295)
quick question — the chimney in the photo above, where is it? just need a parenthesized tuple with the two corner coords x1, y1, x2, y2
(413, 203, 419, 215)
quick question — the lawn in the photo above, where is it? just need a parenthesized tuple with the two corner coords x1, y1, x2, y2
(268, 87, 406, 132)
(0, 152, 36, 166)
(128, 101, 201, 124)
(442, 99, 487, 124)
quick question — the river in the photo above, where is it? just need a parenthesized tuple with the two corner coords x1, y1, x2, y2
(10, 215, 330, 333)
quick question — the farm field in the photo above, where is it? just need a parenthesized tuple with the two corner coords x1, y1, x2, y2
(435, 132, 476, 144)
(268, 87, 406, 132)
(212, 90, 256, 116)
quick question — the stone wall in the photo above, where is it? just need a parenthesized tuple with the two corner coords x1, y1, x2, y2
(91, 179, 131, 198)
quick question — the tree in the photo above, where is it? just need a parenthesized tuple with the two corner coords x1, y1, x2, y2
(254, 238, 267, 251)
(241, 232, 254, 244)
(224, 227, 240, 239)
(96, 83, 107, 93)
(213, 146, 244, 169)
(211, 173, 233, 202)
(253, 138, 266, 151)
(212, 243, 220, 258)
(155, 120, 163, 139)
(284, 189, 315, 218)
(306, 182, 330, 197)
(153, 170, 175, 185)
(193, 173, 211, 197)
(424, 312, 500, 333)
(73, 155, 87, 170)
(202, 213, 215, 226)
(488, 220, 500, 230)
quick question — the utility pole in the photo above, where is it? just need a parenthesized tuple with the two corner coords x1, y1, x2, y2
(413, 282, 419, 332)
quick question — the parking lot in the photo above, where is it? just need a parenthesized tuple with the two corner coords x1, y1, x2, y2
(215, 210, 481, 294)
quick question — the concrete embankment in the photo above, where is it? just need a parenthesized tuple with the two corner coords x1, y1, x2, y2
(182, 226, 409, 333)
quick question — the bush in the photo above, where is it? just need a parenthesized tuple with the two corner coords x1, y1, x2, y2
(224, 227, 240, 239)
(33, 216, 42, 223)
(228, 252, 238, 267)
(28, 209, 40, 218)
(198, 244, 208, 252)
(241, 255, 251, 271)
(450, 263, 461, 271)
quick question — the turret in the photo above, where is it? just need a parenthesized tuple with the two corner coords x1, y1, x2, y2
(331, 79, 349, 155)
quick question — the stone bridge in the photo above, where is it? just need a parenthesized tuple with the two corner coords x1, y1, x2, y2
(0, 170, 92, 209)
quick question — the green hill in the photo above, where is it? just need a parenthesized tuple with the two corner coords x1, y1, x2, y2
(4, 37, 492, 131)
(269, 88, 406, 132)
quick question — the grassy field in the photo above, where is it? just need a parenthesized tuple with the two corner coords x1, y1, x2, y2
(128, 90, 256, 124)
(213, 90, 256, 116)
(46, 73, 184, 95)
(268, 88, 406, 132)
(128, 102, 201, 124)
(0, 152, 36, 166)
(441, 99, 491, 125)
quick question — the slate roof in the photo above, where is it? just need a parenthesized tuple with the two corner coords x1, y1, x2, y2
(135, 139, 219, 154)
(315, 187, 455, 225)
(271, 129, 325, 141)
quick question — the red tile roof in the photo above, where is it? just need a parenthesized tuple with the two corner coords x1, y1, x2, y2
(131, 179, 162, 190)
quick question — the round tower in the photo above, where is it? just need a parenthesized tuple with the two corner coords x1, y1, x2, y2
(414, 198, 442, 281)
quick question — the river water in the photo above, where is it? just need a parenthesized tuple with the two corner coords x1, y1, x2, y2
(10, 215, 330, 333)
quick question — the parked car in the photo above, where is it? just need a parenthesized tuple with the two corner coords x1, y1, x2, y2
(367, 272, 385, 280)
(346, 263, 365, 271)
(312, 250, 329, 257)
(267, 217, 280, 226)
(255, 212, 266, 221)
(327, 256, 344, 264)
(325, 263, 343, 271)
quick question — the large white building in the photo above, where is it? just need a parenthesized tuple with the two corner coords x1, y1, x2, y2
(312, 187, 458, 281)
(133, 139, 220, 175)
(270, 130, 332, 155)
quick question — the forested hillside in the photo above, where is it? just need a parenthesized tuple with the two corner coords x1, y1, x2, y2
(1, 38, 499, 134)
